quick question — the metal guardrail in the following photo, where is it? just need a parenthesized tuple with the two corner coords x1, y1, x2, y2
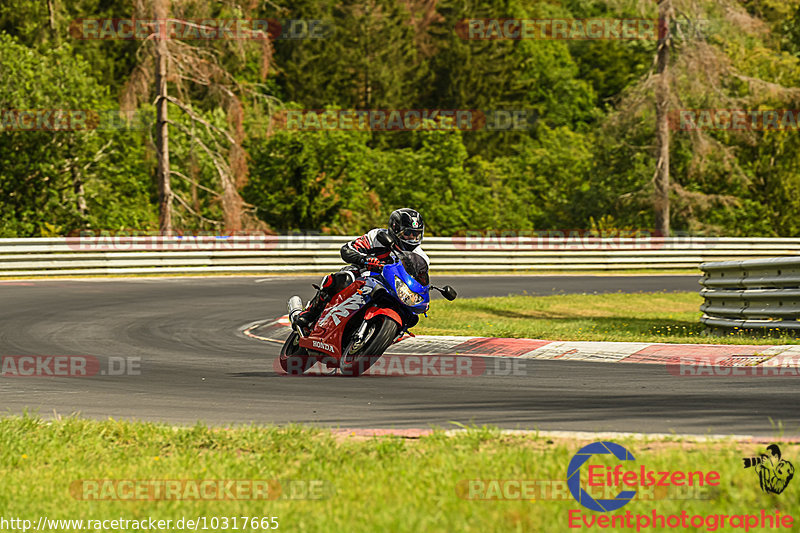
(700, 257, 800, 332)
(0, 235, 798, 276)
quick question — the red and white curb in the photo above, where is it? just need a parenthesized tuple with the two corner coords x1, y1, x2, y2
(243, 315, 800, 370)
(391, 337, 800, 371)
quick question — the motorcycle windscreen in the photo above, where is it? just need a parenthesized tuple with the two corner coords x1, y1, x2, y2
(399, 252, 429, 286)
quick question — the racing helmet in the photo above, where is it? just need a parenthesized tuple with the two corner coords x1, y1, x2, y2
(388, 208, 424, 251)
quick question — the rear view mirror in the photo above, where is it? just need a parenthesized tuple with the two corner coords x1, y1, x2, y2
(442, 285, 457, 301)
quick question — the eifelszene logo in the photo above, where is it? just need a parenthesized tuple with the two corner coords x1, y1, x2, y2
(567, 441, 720, 512)
(743, 444, 795, 495)
(568, 442, 637, 512)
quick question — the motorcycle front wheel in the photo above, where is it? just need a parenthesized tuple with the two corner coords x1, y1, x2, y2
(339, 315, 399, 377)
(278, 331, 316, 375)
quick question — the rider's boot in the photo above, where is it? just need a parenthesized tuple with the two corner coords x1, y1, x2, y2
(294, 275, 335, 335)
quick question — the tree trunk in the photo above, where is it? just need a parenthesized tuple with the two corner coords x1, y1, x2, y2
(47, 0, 59, 44)
(155, 0, 172, 233)
(71, 165, 88, 218)
(654, 0, 672, 237)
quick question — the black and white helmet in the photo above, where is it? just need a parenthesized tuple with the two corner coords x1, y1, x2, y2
(388, 208, 424, 251)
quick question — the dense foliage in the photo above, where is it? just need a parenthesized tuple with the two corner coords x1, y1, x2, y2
(1, 0, 799, 236)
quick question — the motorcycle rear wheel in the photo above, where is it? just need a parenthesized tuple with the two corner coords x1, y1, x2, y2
(339, 316, 399, 377)
(278, 331, 316, 375)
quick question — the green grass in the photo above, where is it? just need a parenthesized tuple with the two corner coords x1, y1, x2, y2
(418, 291, 800, 345)
(0, 416, 795, 532)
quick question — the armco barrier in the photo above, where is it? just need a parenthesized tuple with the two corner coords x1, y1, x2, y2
(700, 256, 800, 332)
(0, 235, 799, 276)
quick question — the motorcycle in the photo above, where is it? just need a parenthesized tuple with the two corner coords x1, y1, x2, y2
(279, 236, 457, 377)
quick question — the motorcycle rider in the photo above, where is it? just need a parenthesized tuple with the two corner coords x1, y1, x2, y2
(293, 208, 428, 335)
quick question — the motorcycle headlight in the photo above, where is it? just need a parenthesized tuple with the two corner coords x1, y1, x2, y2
(394, 276, 423, 306)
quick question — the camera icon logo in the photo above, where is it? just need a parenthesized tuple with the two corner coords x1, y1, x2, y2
(743, 444, 794, 495)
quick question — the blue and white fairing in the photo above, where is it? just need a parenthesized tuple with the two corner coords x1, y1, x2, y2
(364, 251, 431, 320)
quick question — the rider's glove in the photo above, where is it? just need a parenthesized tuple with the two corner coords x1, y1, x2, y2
(364, 256, 383, 272)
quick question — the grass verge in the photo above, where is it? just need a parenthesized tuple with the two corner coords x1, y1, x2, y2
(0, 417, 795, 532)
(417, 291, 800, 345)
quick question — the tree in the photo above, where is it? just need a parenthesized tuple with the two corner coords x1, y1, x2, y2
(0, 32, 155, 236)
(273, 0, 428, 111)
(154, 0, 172, 232)
(122, 0, 277, 232)
(597, 0, 800, 235)
(423, 0, 599, 158)
(654, 0, 673, 236)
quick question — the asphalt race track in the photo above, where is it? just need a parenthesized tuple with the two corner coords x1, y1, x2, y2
(1, 274, 798, 436)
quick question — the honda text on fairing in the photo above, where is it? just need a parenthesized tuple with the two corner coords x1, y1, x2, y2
(280, 233, 457, 376)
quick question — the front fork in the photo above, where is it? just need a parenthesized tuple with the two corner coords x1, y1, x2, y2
(348, 320, 371, 354)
